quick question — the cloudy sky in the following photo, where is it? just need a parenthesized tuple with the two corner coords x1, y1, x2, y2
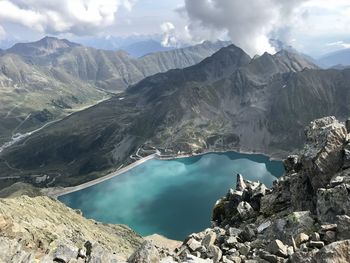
(0, 0, 349, 57)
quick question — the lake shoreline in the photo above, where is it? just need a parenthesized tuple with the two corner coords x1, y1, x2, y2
(47, 148, 284, 199)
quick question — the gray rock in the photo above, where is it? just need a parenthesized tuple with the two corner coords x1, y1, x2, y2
(260, 250, 282, 263)
(302, 116, 347, 190)
(237, 201, 255, 220)
(320, 224, 337, 232)
(289, 251, 317, 263)
(313, 240, 350, 263)
(346, 118, 350, 133)
(236, 174, 247, 191)
(310, 232, 320, 241)
(202, 232, 217, 248)
(308, 241, 324, 248)
(225, 255, 241, 263)
(336, 215, 350, 240)
(283, 155, 301, 173)
(257, 221, 271, 234)
(287, 246, 294, 256)
(267, 240, 288, 258)
(238, 243, 250, 256)
(317, 184, 350, 223)
(128, 241, 160, 263)
(208, 245, 222, 263)
(228, 227, 242, 237)
(239, 225, 256, 242)
(322, 231, 336, 243)
(187, 238, 202, 252)
(294, 233, 309, 247)
(87, 243, 121, 263)
(53, 242, 79, 263)
(225, 236, 238, 247)
(78, 247, 87, 258)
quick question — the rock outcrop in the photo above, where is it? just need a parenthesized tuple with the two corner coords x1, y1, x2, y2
(163, 116, 350, 263)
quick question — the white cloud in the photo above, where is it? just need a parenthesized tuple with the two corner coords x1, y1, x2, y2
(326, 41, 350, 49)
(0, 0, 136, 35)
(161, 22, 187, 47)
(170, 0, 310, 56)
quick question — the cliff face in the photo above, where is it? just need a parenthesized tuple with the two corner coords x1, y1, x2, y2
(164, 116, 350, 262)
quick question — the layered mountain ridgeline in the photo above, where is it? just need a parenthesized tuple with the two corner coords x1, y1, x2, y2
(0, 37, 229, 146)
(1, 116, 350, 263)
(318, 48, 350, 68)
(2, 44, 350, 190)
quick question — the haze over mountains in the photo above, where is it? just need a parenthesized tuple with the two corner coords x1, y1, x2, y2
(318, 48, 350, 68)
(0, 37, 230, 146)
(5, 42, 350, 190)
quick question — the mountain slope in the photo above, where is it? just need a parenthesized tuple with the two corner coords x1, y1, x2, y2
(0, 37, 229, 146)
(0, 195, 142, 261)
(0, 45, 326, 190)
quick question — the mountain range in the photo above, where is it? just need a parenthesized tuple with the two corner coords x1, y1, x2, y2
(318, 48, 350, 68)
(5, 43, 350, 190)
(0, 37, 230, 146)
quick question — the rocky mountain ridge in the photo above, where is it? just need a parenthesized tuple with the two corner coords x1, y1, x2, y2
(0, 37, 229, 146)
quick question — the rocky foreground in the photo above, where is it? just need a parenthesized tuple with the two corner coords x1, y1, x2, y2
(1, 116, 350, 262)
(156, 116, 350, 263)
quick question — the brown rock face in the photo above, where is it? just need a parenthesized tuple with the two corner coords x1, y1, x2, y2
(302, 116, 347, 190)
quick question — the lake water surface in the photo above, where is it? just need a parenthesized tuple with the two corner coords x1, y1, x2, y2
(59, 152, 284, 240)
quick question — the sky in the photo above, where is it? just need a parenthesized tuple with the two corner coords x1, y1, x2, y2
(0, 0, 349, 57)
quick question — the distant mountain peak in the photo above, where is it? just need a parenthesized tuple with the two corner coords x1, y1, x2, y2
(7, 36, 80, 57)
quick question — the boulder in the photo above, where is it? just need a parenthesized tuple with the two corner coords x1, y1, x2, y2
(294, 233, 309, 247)
(208, 245, 222, 263)
(313, 240, 350, 263)
(343, 143, 350, 169)
(185, 238, 202, 252)
(257, 221, 271, 234)
(317, 184, 350, 223)
(336, 215, 350, 240)
(239, 225, 256, 242)
(283, 155, 302, 173)
(289, 251, 317, 263)
(308, 241, 324, 248)
(128, 241, 160, 263)
(267, 240, 288, 258)
(53, 241, 79, 263)
(302, 116, 347, 191)
(202, 232, 217, 248)
(236, 174, 247, 191)
(322, 231, 336, 243)
(228, 227, 242, 237)
(237, 201, 255, 220)
(310, 232, 320, 241)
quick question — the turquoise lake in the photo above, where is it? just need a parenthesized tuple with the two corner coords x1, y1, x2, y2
(59, 152, 284, 240)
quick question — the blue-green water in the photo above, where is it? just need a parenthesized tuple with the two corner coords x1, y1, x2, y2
(59, 152, 284, 240)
